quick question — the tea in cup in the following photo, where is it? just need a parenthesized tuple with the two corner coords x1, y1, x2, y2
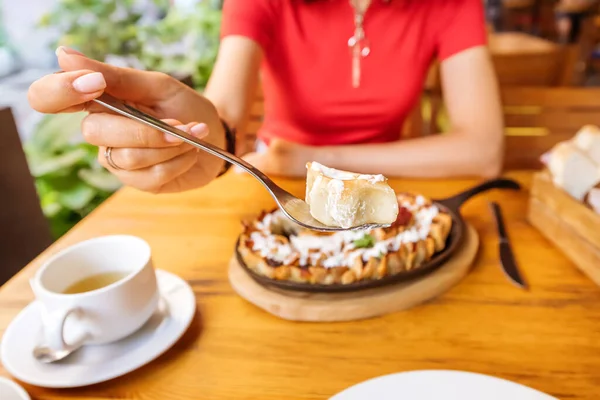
(30, 235, 159, 352)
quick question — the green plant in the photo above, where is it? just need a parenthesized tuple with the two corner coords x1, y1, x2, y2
(24, 113, 122, 238)
(39, 0, 223, 89)
(137, 1, 222, 89)
(39, 0, 170, 62)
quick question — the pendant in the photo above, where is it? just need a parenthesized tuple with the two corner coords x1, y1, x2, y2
(348, 35, 370, 88)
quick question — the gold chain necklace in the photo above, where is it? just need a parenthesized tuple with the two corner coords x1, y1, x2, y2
(347, 0, 371, 88)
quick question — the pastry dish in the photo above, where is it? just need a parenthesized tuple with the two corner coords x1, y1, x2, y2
(305, 162, 399, 229)
(237, 192, 453, 286)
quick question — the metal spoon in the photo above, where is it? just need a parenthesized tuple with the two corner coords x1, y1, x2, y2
(33, 333, 90, 364)
(32, 296, 171, 364)
(93, 93, 389, 232)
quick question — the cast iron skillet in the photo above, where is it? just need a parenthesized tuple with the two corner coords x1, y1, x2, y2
(235, 178, 521, 293)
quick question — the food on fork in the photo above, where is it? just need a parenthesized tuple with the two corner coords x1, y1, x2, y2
(305, 162, 399, 229)
(237, 192, 453, 285)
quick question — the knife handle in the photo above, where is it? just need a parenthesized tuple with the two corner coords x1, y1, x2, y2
(489, 201, 508, 241)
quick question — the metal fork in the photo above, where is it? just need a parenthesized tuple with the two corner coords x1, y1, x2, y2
(93, 93, 388, 232)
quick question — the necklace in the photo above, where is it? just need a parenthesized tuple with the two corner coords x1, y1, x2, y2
(347, 0, 371, 88)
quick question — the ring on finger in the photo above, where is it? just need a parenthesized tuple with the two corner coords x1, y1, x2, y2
(104, 147, 121, 170)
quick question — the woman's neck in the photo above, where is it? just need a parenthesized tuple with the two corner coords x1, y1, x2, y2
(352, 0, 372, 13)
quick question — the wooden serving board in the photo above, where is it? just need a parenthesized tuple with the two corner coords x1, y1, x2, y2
(528, 171, 600, 286)
(228, 223, 479, 322)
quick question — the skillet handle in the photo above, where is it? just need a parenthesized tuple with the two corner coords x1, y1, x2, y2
(438, 178, 521, 211)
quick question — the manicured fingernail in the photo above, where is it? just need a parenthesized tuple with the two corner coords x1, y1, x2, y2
(56, 46, 84, 56)
(190, 123, 208, 138)
(72, 72, 106, 94)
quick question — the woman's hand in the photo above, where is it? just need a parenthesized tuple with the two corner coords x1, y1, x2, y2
(237, 139, 317, 177)
(28, 47, 226, 193)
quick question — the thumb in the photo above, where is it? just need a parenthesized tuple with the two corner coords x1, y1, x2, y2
(56, 46, 178, 104)
(28, 69, 107, 114)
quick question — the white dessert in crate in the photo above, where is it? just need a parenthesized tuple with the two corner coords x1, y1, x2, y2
(237, 193, 453, 285)
(573, 125, 600, 165)
(543, 125, 600, 211)
(547, 142, 600, 201)
(305, 161, 399, 229)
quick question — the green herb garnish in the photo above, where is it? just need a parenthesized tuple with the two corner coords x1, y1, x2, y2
(353, 234, 375, 248)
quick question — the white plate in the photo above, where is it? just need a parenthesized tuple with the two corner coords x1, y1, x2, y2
(0, 269, 195, 388)
(331, 370, 557, 400)
(0, 377, 30, 400)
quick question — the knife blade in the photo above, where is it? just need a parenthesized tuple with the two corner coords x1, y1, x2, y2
(489, 201, 528, 289)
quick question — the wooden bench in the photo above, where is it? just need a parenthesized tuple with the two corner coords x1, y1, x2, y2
(501, 86, 600, 169)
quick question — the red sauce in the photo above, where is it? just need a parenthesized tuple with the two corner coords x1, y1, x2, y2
(392, 206, 413, 227)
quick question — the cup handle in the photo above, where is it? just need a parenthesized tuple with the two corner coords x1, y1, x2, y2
(43, 307, 89, 351)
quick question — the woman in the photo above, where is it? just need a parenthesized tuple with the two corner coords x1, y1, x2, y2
(28, 0, 503, 194)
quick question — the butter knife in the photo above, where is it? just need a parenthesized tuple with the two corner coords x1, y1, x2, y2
(489, 201, 528, 289)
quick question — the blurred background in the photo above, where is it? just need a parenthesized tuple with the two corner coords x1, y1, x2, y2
(1, 0, 600, 282)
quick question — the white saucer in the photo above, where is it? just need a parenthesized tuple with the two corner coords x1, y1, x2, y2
(331, 370, 557, 400)
(0, 377, 30, 400)
(0, 269, 196, 388)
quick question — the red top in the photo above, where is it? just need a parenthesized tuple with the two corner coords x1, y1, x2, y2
(221, 0, 487, 146)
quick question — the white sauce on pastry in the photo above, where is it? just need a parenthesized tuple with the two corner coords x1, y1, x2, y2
(249, 198, 440, 269)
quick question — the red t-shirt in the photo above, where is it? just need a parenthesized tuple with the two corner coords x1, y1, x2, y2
(221, 0, 487, 146)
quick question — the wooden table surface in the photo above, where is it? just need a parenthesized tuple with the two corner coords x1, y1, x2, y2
(1, 171, 600, 400)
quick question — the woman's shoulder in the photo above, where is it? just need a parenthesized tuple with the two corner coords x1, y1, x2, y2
(401, 0, 484, 30)
(221, 0, 289, 51)
(413, 0, 487, 60)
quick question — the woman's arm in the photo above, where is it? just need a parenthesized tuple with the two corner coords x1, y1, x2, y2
(203, 35, 263, 155)
(314, 46, 504, 179)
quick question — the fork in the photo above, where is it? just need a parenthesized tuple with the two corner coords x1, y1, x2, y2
(92, 93, 388, 232)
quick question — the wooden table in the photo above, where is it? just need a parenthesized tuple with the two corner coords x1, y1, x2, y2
(1, 171, 599, 400)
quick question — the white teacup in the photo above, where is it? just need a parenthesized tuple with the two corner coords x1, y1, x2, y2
(30, 235, 159, 352)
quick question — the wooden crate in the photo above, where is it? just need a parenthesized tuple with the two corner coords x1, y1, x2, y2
(528, 172, 600, 286)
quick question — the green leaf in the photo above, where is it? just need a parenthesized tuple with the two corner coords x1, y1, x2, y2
(57, 181, 97, 210)
(28, 148, 89, 177)
(78, 168, 122, 192)
(28, 113, 86, 152)
(353, 234, 375, 249)
(42, 201, 63, 218)
(39, 188, 62, 217)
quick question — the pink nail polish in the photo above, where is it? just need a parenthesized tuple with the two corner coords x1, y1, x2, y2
(190, 123, 208, 138)
(72, 72, 106, 94)
(56, 46, 84, 56)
